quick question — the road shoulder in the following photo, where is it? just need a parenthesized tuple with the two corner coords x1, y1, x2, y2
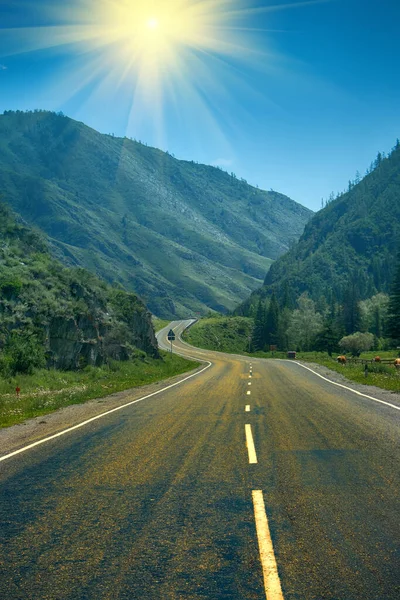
(291, 360, 400, 409)
(0, 364, 205, 458)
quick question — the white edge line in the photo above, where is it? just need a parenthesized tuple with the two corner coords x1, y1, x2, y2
(0, 358, 212, 463)
(252, 490, 284, 600)
(290, 361, 400, 411)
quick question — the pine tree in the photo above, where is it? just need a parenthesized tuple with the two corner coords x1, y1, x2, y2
(252, 300, 266, 351)
(314, 321, 339, 356)
(342, 278, 362, 334)
(387, 255, 400, 341)
(281, 281, 294, 310)
(265, 293, 279, 347)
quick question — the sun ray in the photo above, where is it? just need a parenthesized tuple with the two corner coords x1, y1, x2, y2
(1, 0, 326, 149)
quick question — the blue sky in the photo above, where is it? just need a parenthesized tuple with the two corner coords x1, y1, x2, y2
(0, 0, 399, 211)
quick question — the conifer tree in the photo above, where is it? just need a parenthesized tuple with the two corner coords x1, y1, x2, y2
(342, 278, 362, 334)
(281, 281, 294, 310)
(387, 255, 400, 341)
(252, 300, 266, 351)
(265, 293, 279, 347)
(314, 322, 339, 356)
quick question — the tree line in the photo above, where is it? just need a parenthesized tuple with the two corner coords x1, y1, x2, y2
(249, 254, 400, 356)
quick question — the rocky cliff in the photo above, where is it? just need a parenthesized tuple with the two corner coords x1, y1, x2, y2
(0, 202, 158, 372)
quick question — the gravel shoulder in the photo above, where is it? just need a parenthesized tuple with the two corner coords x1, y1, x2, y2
(296, 360, 400, 409)
(0, 364, 204, 458)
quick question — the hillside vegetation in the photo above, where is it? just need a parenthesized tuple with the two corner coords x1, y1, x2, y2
(238, 141, 400, 312)
(0, 110, 312, 317)
(229, 142, 400, 391)
(183, 316, 253, 354)
(0, 201, 158, 374)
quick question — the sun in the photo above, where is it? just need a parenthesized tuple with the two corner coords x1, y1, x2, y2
(2, 0, 306, 147)
(147, 18, 159, 30)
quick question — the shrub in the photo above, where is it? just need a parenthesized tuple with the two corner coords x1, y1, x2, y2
(367, 363, 395, 376)
(339, 331, 374, 357)
(0, 276, 23, 299)
(4, 331, 46, 375)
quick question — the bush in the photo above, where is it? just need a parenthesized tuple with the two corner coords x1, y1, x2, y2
(4, 331, 46, 375)
(366, 363, 394, 376)
(339, 331, 374, 356)
(0, 276, 23, 299)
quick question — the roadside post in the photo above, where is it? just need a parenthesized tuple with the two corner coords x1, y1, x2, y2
(167, 329, 176, 353)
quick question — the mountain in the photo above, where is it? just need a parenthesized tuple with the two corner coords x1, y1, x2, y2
(0, 110, 312, 317)
(0, 202, 158, 372)
(236, 141, 400, 313)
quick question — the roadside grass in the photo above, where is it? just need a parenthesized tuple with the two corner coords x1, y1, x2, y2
(152, 317, 172, 332)
(0, 351, 200, 428)
(243, 349, 400, 393)
(183, 316, 253, 353)
(184, 319, 400, 393)
(297, 353, 400, 392)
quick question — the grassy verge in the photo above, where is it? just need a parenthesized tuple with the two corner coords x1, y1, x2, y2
(0, 351, 200, 428)
(241, 349, 400, 393)
(299, 353, 400, 392)
(183, 316, 253, 353)
(152, 317, 172, 332)
(184, 319, 400, 393)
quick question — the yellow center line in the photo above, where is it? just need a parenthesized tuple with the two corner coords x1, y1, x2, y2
(245, 424, 257, 463)
(252, 490, 285, 600)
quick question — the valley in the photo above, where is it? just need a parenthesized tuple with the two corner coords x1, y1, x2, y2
(0, 110, 312, 318)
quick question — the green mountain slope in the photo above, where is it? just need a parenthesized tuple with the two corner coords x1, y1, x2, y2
(0, 202, 158, 371)
(237, 142, 400, 313)
(0, 110, 312, 317)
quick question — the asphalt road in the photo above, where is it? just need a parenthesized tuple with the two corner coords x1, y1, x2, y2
(0, 319, 399, 599)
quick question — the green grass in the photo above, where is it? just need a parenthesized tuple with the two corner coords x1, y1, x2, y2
(297, 353, 400, 392)
(183, 316, 253, 353)
(184, 319, 400, 393)
(245, 349, 400, 392)
(152, 317, 172, 332)
(0, 351, 200, 428)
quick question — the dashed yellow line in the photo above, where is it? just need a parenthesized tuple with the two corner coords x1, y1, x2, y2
(252, 490, 285, 600)
(245, 424, 257, 463)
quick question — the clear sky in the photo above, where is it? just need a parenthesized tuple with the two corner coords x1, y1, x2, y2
(0, 0, 399, 211)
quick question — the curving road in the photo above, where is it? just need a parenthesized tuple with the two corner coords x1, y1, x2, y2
(0, 319, 399, 599)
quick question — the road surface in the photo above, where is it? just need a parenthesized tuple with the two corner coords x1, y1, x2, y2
(0, 319, 399, 599)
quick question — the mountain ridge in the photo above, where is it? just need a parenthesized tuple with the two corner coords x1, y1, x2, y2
(236, 140, 400, 314)
(0, 109, 312, 317)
